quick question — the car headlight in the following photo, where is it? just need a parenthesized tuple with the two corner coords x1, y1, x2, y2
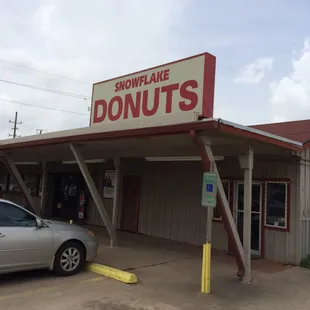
(87, 230, 95, 237)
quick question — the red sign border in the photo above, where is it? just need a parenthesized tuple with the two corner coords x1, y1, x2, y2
(90, 52, 216, 125)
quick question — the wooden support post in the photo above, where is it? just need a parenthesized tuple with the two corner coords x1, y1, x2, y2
(40, 162, 48, 217)
(69, 144, 116, 244)
(192, 133, 245, 277)
(1, 153, 36, 214)
(110, 157, 121, 247)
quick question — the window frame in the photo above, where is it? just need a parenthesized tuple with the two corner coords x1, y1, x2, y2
(264, 181, 290, 232)
(0, 201, 37, 228)
(212, 180, 230, 222)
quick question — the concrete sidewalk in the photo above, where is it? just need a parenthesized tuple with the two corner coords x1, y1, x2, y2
(89, 226, 291, 276)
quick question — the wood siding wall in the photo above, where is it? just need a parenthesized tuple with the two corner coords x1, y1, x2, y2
(134, 158, 299, 264)
(0, 156, 300, 264)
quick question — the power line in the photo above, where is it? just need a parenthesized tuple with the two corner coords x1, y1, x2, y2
(0, 98, 89, 116)
(0, 78, 91, 100)
(0, 58, 91, 85)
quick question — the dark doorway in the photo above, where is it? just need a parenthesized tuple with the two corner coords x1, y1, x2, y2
(121, 175, 141, 233)
(53, 174, 85, 220)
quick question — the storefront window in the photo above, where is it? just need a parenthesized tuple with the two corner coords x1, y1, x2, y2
(24, 174, 39, 195)
(0, 174, 7, 191)
(9, 177, 20, 192)
(265, 182, 288, 229)
(8, 175, 39, 195)
(213, 180, 229, 220)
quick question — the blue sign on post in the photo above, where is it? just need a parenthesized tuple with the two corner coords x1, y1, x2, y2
(201, 172, 218, 208)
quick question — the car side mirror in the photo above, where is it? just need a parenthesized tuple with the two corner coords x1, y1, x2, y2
(36, 218, 44, 228)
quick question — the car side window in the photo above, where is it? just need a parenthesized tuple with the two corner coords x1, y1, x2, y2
(0, 202, 37, 227)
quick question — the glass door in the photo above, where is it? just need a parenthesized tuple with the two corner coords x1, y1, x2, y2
(235, 182, 262, 255)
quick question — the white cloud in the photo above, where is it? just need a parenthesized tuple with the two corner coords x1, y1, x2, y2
(233, 57, 274, 85)
(0, 0, 187, 138)
(270, 39, 310, 121)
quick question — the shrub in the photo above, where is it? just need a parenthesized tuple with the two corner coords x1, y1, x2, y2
(300, 255, 310, 268)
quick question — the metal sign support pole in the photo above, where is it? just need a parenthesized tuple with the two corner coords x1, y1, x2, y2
(201, 159, 216, 294)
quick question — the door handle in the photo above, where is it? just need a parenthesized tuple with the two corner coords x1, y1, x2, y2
(0, 233, 5, 238)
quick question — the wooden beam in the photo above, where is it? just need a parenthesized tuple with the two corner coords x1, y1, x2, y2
(110, 157, 121, 247)
(191, 131, 245, 277)
(69, 144, 116, 244)
(40, 162, 48, 217)
(1, 153, 36, 214)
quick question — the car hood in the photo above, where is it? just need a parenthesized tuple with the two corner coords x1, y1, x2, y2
(43, 219, 88, 233)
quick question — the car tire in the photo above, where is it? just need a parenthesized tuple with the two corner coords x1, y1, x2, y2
(53, 241, 85, 276)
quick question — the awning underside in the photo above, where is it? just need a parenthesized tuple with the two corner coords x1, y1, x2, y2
(1, 129, 296, 162)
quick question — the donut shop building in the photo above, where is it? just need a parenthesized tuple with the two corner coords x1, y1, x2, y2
(0, 52, 310, 277)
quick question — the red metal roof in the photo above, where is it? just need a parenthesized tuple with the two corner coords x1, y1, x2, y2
(251, 119, 310, 143)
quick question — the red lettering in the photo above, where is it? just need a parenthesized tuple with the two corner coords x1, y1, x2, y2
(163, 69, 170, 81)
(124, 93, 141, 119)
(142, 88, 160, 116)
(144, 74, 149, 85)
(118, 80, 126, 92)
(115, 82, 120, 92)
(139, 75, 145, 87)
(93, 100, 107, 123)
(161, 83, 179, 113)
(132, 77, 140, 88)
(149, 72, 157, 84)
(157, 70, 164, 82)
(107, 96, 123, 121)
(125, 79, 131, 89)
(179, 80, 198, 111)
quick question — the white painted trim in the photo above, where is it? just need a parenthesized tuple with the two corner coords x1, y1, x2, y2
(234, 181, 263, 256)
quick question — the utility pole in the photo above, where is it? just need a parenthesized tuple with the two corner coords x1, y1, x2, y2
(9, 111, 22, 138)
(36, 129, 46, 134)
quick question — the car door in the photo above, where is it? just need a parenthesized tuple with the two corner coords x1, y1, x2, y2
(0, 201, 54, 272)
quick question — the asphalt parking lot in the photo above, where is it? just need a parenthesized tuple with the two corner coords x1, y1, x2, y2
(2, 258, 310, 309)
(2, 231, 310, 310)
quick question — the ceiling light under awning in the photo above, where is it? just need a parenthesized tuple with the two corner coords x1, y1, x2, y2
(144, 156, 224, 162)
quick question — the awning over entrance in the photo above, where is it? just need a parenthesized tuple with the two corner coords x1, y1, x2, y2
(0, 118, 302, 162)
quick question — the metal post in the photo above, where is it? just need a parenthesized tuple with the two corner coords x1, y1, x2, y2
(2, 153, 36, 214)
(206, 161, 215, 243)
(110, 157, 121, 247)
(69, 144, 116, 244)
(201, 150, 215, 294)
(40, 162, 48, 217)
(239, 147, 254, 284)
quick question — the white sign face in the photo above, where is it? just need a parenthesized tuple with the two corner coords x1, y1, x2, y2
(103, 170, 116, 199)
(201, 172, 218, 208)
(90, 53, 216, 127)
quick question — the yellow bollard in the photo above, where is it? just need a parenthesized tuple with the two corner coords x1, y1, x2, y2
(201, 243, 211, 294)
(70, 220, 73, 224)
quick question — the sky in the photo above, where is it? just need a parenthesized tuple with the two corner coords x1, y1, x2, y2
(0, 0, 310, 138)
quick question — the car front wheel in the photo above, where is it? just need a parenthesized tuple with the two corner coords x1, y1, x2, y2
(54, 241, 85, 276)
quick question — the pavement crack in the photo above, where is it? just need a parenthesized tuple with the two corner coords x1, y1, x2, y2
(124, 256, 193, 271)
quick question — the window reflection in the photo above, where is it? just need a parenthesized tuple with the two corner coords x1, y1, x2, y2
(265, 183, 287, 228)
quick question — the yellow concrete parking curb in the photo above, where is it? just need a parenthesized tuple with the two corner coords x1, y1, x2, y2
(85, 263, 138, 284)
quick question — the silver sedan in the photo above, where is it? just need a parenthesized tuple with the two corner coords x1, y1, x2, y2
(0, 199, 99, 276)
